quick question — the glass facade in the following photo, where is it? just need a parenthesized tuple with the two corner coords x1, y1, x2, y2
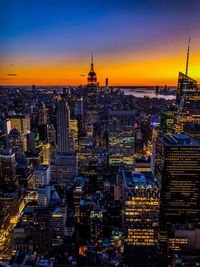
(155, 134, 200, 226)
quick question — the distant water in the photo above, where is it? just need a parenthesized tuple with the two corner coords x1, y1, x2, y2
(122, 89, 176, 100)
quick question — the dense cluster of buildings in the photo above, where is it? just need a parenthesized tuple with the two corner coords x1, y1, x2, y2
(0, 48, 199, 267)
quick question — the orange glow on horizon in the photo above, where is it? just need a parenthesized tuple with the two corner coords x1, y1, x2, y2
(1, 52, 200, 86)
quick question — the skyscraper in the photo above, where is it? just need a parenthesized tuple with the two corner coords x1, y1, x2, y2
(175, 39, 200, 133)
(108, 110, 135, 169)
(38, 102, 48, 126)
(8, 128, 24, 162)
(84, 54, 99, 123)
(155, 134, 200, 227)
(175, 72, 200, 133)
(121, 170, 160, 246)
(160, 106, 176, 135)
(0, 149, 18, 190)
(56, 99, 70, 153)
(50, 151, 77, 185)
(8, 113, 30, 134)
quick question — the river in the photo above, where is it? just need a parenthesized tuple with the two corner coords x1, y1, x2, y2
(122, 88, 176, 100)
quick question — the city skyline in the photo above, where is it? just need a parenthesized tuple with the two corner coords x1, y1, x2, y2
(1, 0, 200, 86)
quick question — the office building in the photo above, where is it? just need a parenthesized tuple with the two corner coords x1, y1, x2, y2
(70, 118, 79, 151)
(42, 143, 51, 165)
(0, 149, 18, 190)
(32, 208, 54, 253)
(33, 164, 50, 188)
(38, 185, 51, 208)
(121, 171, 160, 246)
(160, 106, 176, 135)
(86, 54, 98, 113)
(8, 128, 24, 162)
(175, 72, 200, 133)
(73, 177, 85, 223)
(47, 124, 56, 147)
(90, 208, 104, 244)
(7, 112, 30, 134)
(155, 134, 200, 227)
(38, 102, 48, 126)
(56, 99, 70, 153)
(84, 55, 99, 124)
(108, 110, 135, 169)
(50, 152, 77, 185)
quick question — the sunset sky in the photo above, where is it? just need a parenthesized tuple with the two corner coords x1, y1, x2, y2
(0, 0, 200, 86)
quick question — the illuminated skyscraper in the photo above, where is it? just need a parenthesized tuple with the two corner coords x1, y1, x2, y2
(42, 143, 51, 165)
(175, 39, 200, 133)
(155, 134, 200, 227)
(7, 113, 30, 134)
(121, 171, 160, 246)
(73, 177, 85, 223)
(56, 99, 70, 153)
(84, 54, 98, 123)
(160, 107, 176, 135)
(90, 208, 104, 244)
(175, 72, 200, 133)
(108, 110, 135, 169)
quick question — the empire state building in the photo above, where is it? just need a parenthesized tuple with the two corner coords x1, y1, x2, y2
(86, 54, 98, 113)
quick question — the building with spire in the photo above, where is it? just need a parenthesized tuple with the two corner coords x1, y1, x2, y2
(175, 38, 200, 133)
(84, 53, 99, 123)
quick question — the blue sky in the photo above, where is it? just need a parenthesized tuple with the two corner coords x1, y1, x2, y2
(0, 0, 200, 85)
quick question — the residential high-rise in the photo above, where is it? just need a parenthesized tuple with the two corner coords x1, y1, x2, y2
(56, 99, 70, 153)
(108, 110, 135, 169)
(155, 134, 200, 227)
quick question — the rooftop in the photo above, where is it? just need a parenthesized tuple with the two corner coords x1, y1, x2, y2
(36, 164, 49, 171)
(160, 134, 200, 147)
(123, 171, 159, 190)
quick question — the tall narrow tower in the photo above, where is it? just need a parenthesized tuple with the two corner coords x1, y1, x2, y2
(86, 53, 98, 112)
(175, 38, 200, 133)
(56, 99, 70, 153)
(185, 37, 190, 76)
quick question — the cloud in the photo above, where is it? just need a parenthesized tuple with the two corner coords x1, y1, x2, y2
(7, 73, 17, 76)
